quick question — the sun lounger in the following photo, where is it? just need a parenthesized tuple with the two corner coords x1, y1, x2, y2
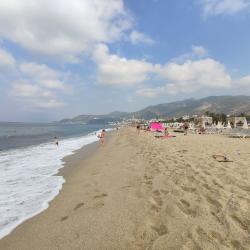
(154, 132, 165, 138)
(173, 129, 184, 133)
(154, 132, 176, 139)
(228, 134, 250, 138)
(161, 135, 176, 139)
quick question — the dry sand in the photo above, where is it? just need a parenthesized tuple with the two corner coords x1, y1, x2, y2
(0, 128, 250, 250)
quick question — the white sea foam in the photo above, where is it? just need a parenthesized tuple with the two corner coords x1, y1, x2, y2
(0, 132, 101, 239)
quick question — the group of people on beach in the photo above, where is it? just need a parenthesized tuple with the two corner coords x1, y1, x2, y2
(52, 129, 107, 148)
(136, 122, 189, 136)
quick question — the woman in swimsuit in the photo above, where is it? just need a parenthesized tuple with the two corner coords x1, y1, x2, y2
(99, 129, 105, 145)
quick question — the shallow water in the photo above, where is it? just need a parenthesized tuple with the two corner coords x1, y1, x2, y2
(0, 123, 109, 239)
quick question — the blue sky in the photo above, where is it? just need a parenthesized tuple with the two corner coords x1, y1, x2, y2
(0, 0, 250, 122)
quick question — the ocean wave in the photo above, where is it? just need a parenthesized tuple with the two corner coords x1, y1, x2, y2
(0, 131, 101, 239)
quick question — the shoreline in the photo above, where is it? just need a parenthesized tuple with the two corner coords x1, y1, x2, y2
(0, 132, 102, 241)
(59, 129, 113, 178)
(59, 140, 99, 178)
(0, 128, 249, 250)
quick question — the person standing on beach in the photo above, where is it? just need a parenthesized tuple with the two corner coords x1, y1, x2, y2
(164, 127, 169, 136)
(136, 124, 140, 134)
(98, 129, 106, 145)
(184, 122, 189, 136)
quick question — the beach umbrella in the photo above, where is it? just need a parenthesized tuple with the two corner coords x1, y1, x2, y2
(227, 121, 232, 129)
(243, 120, 248, 129)
(216, 121, 223, 129)
(202, 120, 206, 128)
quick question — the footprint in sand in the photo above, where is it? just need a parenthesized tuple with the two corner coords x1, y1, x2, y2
(237, 183, 250, 192)
(74, 202, 84, 211)
(160, 189, 169, 195)
(151, 224, 168, 236)
(60, 216, 69, 222)
(94, 193, 108, 199)
(180, 199, 190, 207)
(152, 190, 161, 196)
(177, 199, 197, 218)
(92, 193, 108, 209)
(152, 190, 163, 206)
(212, 179, 223, 188)
(202, 183, 212, 191)
(94, 201, 105, 208)
(145, 180, 153, 186)
(206, 195, 222, 213)
(143, 176, 153, 188)
(231, 240, 245, 250)
(120, 185, 132, 190)
(209, 230, 225, 245)
(181, 186, 196, 193)
(203, 170, 211, 176)
(150, 190, 163, 212)
(144, 174, 153, 180)
(230, 214, 250, 232)
(191, 226, 219, 249)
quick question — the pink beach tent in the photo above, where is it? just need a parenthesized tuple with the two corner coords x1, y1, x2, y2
(150, 122, 164, 132)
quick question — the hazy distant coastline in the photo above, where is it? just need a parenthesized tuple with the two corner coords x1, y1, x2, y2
(60, 95, 250, 124)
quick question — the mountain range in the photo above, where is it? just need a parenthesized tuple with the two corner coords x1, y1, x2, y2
(60, 95, 250, 124)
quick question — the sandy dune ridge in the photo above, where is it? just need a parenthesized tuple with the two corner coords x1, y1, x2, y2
(0, 128, 249, 249)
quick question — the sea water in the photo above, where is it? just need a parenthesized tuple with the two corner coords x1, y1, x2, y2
(0, 123, 108, 239)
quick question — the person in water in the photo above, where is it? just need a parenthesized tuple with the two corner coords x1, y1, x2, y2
(54, 137, 59, 146)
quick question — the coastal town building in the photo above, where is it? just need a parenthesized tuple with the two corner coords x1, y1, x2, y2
(182, 115, 190, 120)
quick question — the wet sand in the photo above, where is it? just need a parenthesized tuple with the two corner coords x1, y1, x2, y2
(0, 128, 250, 250)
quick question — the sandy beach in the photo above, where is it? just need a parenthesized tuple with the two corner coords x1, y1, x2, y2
(0, 128, 250, 250)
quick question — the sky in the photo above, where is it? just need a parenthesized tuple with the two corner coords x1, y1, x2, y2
(0, 0, 250, 122)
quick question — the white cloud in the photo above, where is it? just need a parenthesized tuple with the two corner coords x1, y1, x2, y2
(236, 75, 250, 86)
(92, 44, 250, 98)
(136, 88, 161, 97)
(93, 44, 155, 86)
(0, 47, 16, 72)
(20, 63, 67, 90)
(137, 57, 233, 97)
(200, 0, 250, 16)
(0, 49, 79, 111)
(20, 63, 59, 80)
(158, 58, 231, 88)
(8, 60, 70, 109)
(192, 46, 208, 57)
(0, 0, 132, 61)
(35, 99, 65, 108)
(92, 44, 239, 96)
(172, 45, 208, 63)
(129, 30, 154, 45)
(11, 81, 54, 98)
(10, 80, 66, 109)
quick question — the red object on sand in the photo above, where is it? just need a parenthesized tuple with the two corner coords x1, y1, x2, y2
(150, 122, 164, 132)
